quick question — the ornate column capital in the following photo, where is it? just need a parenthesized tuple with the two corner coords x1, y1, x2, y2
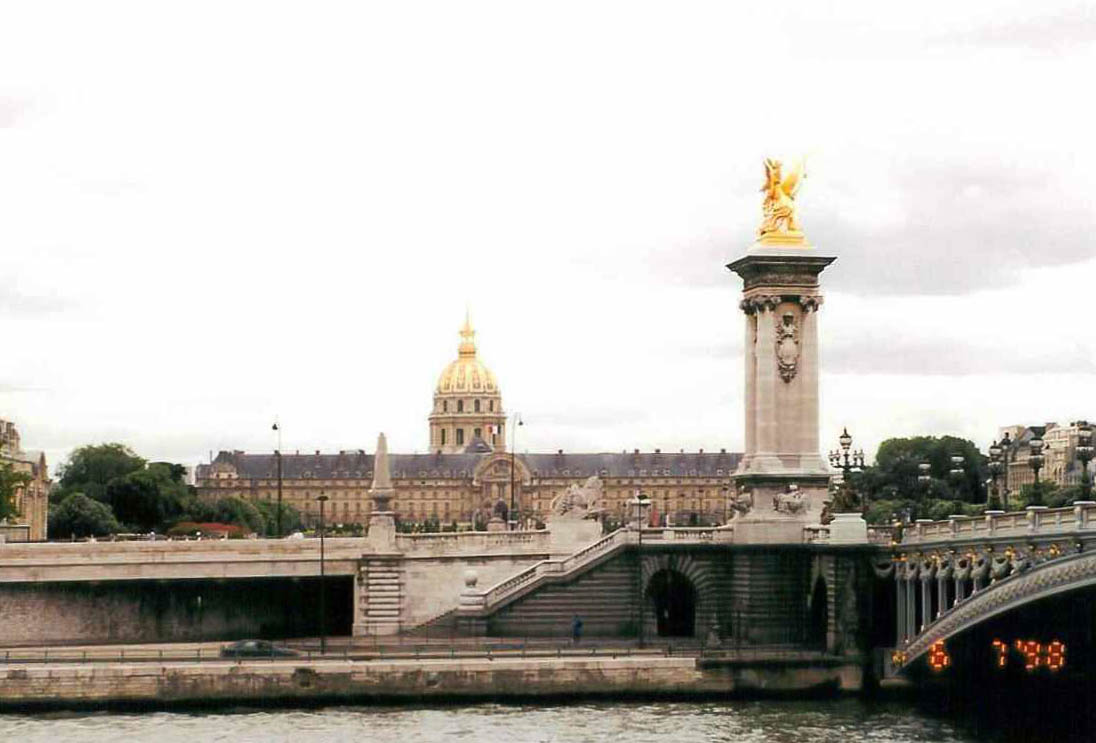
(799, 294, 824, 312)
(740, 294, 783, 314)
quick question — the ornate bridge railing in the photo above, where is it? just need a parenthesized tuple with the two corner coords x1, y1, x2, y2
(875, 501, 1096, 671)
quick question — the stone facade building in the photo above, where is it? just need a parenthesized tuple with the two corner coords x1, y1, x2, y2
(196, 320, 740, 528)
(0, 419, 50, 541)
(1000, 422, 1094, 494)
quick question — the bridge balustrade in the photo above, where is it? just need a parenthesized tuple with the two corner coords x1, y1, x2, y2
(882, 501, 1096, 670)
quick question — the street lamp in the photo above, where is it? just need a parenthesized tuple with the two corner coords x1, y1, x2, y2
(629, 490, 650, 648)
(316, 493, 329, 654)
(1028, 433, 1045, 506)
(509, 413, 523, 530)
(987, 440, 1004, 511)
(272, 420, 283, 538)
(949, 454, 965, 498)
(829, 427, 866, 511)
(1076, 421, 1094, 501)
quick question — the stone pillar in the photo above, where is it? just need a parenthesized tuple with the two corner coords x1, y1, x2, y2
(920, 577, 933, 631)
(727, 245, 836, 543)
(906, 578, 916, 640)
(895, 567, 906, 646)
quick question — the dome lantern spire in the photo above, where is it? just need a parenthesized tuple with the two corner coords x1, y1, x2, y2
(458, 310, 476, 358)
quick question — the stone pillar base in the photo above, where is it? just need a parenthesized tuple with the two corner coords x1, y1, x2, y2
(828, 512, 868, 544)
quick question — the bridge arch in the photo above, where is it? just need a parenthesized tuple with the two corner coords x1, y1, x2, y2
(640, 553, 713, 638)
(901, 550, 1096, 669)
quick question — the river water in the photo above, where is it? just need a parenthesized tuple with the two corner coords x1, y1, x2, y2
(0, 700, 1008, 743)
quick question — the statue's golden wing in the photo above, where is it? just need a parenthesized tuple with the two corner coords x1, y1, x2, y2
(780, 159, 805, 197)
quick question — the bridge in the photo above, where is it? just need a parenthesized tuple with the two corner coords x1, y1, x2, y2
(879, 502, 1096, 680)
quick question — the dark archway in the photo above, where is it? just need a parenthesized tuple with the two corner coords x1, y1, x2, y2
(808, 576, 827, 649)
(647, 569, 697, 637)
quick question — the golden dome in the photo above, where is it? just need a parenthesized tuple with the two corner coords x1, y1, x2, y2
(435, 315, 500, 396)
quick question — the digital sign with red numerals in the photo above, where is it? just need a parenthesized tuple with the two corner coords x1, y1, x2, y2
(988, 639, 1066, 672)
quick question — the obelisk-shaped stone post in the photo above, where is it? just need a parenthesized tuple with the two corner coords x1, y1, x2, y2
(367, 432, 397, 552)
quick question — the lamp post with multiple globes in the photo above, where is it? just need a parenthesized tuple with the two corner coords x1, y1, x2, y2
(316, 493, 329, 654)
(829, 427, 866, 511)
(1028, 433, 1046, 507)
(987, 440, 1004, 511)
(1076, 421, 1094, 501)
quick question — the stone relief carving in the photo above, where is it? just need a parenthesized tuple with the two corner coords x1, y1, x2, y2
(775, 312, 800, 383)
(549, 475, 604, 520)
(728, 489, 753, 518)
(772, 483, 808, 515)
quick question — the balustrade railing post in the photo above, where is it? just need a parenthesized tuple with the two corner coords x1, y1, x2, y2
(1027, 505, 1047, 533)
(1074, 501, 1096, 530)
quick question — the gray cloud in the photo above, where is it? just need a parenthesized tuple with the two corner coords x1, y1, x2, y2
(0, 279, 72, 315)
(930, 6, 1096, 51)
(826, 332, 1096, 376)
(0, 96, 32, 128)
(656, 156, 1096, 297)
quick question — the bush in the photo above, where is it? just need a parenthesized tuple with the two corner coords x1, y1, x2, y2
(49, 493, 120, 539)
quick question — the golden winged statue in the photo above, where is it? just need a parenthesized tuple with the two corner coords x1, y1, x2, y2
(759, 158, 806, 240)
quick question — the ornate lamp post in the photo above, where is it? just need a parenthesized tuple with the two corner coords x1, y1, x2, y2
(949, 454, 965, 496)
(629, 490, 651, 648)
(1076, 421, 1094, 501)
(1028, 433, 1046, 506)
(509, 413, 523, 530)
(829, 427, 866, 510)
(987, 440, 1004, 511)
(316, 493, 329, 654)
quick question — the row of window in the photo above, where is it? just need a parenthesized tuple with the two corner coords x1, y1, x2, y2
(439, 399, 499, 414)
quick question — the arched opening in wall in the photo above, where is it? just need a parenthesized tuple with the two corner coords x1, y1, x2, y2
(808, 576, 827, 649)
(646, 569, 696, 637)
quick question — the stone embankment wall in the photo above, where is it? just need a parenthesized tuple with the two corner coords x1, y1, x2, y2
(0, 656, 863, 709)
(0, 577, 354, 647)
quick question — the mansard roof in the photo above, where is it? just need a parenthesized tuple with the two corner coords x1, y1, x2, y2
(196, 448, 742, 481)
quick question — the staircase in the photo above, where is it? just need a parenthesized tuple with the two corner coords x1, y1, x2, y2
(360, 557, 403, 634)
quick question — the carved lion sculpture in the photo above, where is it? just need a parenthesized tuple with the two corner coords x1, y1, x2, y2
(550, 476, 604, 520)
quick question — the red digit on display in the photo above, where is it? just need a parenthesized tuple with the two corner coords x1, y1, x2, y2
(1014, 639, 1042, 671)
(928, 640, 951, 671)
(1045, 640, 1066, 672)
(992, 639, 1008, 669)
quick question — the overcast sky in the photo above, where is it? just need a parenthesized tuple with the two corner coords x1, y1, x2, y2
(2, 2, 1095, 472)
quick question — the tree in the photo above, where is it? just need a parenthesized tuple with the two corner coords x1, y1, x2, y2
(49, 493, 120, 538)
(253, 499, 302, 536)
(0, 463, 31, 522)
(211, 496, 266, 535)
(861, 436, 989, 504)
(57, 444, 146, 503)
(105, 463, 192, 532)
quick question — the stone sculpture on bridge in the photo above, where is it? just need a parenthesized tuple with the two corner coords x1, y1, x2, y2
(549, 476, 604, 521)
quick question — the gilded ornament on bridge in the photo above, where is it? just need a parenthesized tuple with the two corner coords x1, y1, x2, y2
(759, 157, 807, 245)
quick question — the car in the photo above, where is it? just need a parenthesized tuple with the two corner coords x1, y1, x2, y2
(219, 639, 299, 658)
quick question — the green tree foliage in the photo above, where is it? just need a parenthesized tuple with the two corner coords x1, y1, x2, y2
(49, 493, 120, 538)
(212, 496, 266, 535)
(253, 499, 303, 536)
(858, 436, 989, 505)
(0, 463, 31, 521)
(56, 443, 146, 503)
(104, 462, 192, 532)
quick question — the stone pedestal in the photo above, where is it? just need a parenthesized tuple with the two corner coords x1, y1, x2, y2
(367, 511, 396, 551)
(827, 512, 868, 544)
(486, 516, 507, 532)
(727, 241, 836, 544)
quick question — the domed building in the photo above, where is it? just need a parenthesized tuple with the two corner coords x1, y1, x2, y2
(196, 317, 740, 530)
(429, 316, 507, 453)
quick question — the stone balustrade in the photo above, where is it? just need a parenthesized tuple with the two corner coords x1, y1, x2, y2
(898, 502, 1096, 546)
(461, 526, 737, 615)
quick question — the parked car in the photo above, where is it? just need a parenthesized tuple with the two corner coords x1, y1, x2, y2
(219, 639, 299, 658)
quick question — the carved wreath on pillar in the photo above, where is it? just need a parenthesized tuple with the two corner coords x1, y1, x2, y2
(775, 312, 800, 383)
